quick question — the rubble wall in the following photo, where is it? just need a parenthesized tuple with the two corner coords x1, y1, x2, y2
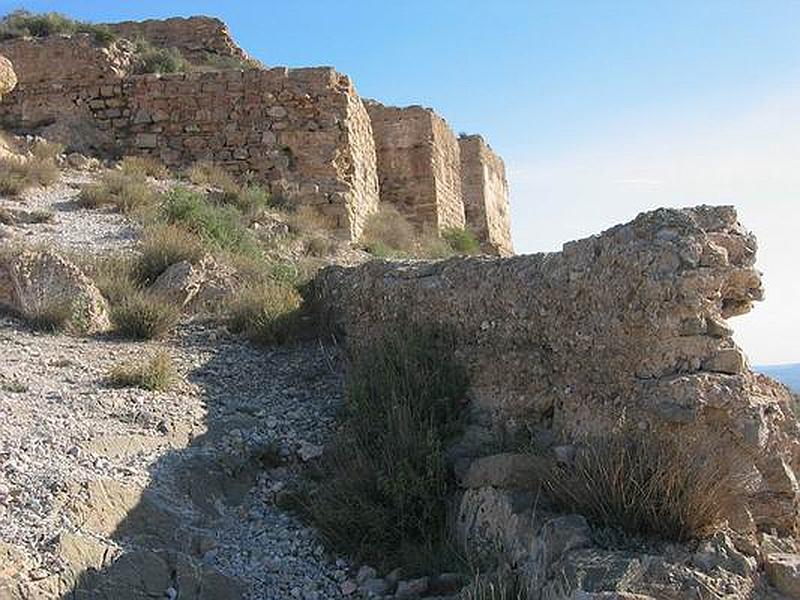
(459, 135, 513, 256)
(104, 16, 249, 64)
(310, 205, 800, 534)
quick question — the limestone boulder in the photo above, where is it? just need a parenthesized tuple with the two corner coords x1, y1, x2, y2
(0, 53, 16, 97)
(148, 255, 235, 311)
(0, 245, 110, 333)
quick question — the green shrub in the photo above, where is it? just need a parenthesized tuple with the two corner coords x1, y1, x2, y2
(0, 156, 59, 196)
(442, 227, 480, 255)
(119, 156, 170, 179)
(296, 326, 468, 571)
(0, 10, 116, 45)
(135, 224, 205, 285)
(161, 187, 256, 255)
(78, 171, 157, 213)
(111, 291, 180, 340)
(107, 350, 176, 391)
(232, 184, 270, 216)
(227, 282, 303, 344)
(536, 431, 745, 542)
(132, 37, 188, 74)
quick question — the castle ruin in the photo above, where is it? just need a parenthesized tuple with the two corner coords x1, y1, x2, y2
(0, 16, 513, 252)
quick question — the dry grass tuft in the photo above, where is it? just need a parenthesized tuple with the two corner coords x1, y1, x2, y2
(78, 171, 158, 213)
(107, 350, 176, 391)
(110, 291, 181, 340)
(119, 156, 170, 180)
(290, 326, 468, 572)
(537, 430, 746, 541)
(226, 282, 304, 345)
(26, 298, 75, 333)
(135, 224, 206, 285)
(0, 156, 60, 196)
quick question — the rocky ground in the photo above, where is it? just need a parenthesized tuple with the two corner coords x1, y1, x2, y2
(0, 171, 351, 599)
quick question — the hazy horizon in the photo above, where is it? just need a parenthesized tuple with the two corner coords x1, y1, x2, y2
(4, 0, 798, 364)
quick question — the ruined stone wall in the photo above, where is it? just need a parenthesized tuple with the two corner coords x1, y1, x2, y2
(366, 102, 465, 232)
(0, 35, 130, 131)
(0, 35, 379, 239)
(104, 16, 248, 64)
(459, 135, 513, 256)
(92, 67, 378, 239)
(310, 205, 800, 534)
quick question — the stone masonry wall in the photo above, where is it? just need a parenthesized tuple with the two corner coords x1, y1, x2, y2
(310, 205, 800, 535)
(0, 36, 379, 239)
(459, 135, 514, 256)
(366, 101, 465, 232)
(0, 35, 130, 131)
(104, 16, 248, 65)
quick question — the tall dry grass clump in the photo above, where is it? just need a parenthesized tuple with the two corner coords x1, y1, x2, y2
(537, 431, 746, 541)
(292, 326, 469, 572)
(107, 350, 176, 391)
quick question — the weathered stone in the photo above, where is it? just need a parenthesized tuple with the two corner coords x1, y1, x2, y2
(395, 576, 429, 597)
(366, 101, 465, 232)
(765, 553, 800, 598)
(0, 245, 110, 333)
(0, 53, 16, 98)
(462, 453, 546, 489)
(149, 255, 235, 310)
(310, 205, 800, 534)
(459, 134, 513, 256)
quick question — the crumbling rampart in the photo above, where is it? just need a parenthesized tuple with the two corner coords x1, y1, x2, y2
(104, 16, 248, 64)
(310, 205, 800, 534)
(0, 16, 513, 248)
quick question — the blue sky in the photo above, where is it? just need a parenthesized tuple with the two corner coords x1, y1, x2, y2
(2, 1, 799, 364)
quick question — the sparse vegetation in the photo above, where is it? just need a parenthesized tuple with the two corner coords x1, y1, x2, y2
(135, 223, 205, 285)
(161, 187, 257, 255)
(107, 350, 176, 391)
(80, 253, 140, 306)
(132, 37, 188, 74)
(0, 155, 60, 196)
(442, 227, 480, 255)
(362, 206, 478, 259)
(187, 161, 271, 216)
(110, 291, 181, 340)
(226, 282, 304, 344)
(120, 156, 170, 180)
(292, 326, 468, 572)
(0, 378, 28, 394)
(461, 573, 532, 600)
(535, 431, 745, 542)
(0, 10, 115, 45)
(78, 170, 157, 213)
(26, 298, 75, 333)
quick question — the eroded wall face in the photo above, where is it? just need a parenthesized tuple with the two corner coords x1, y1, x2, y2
(367, 103, 465, 232)
(310, 206, 799, 534)
(0, 36, 130, 133)
(105, 16, 249, 64)
(459, 136, 513, 256)
(431, 114, 465, 230)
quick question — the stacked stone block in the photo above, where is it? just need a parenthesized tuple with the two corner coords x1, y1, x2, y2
(458, 135, 514, 256)
(365, 101, 465, 233)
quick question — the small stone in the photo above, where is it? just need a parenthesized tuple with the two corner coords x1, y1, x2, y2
(395, 577, 428, 598)
(357, 565, 377, 583)
(360, 577, 388, 596)
(340, 580, 358, 595)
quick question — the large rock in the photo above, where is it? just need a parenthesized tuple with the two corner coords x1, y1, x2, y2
(765, 553, 800, 598)
(0, 53, 16, 97)
(148, 255, 235, 311)
(0, 245, 110, 333)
